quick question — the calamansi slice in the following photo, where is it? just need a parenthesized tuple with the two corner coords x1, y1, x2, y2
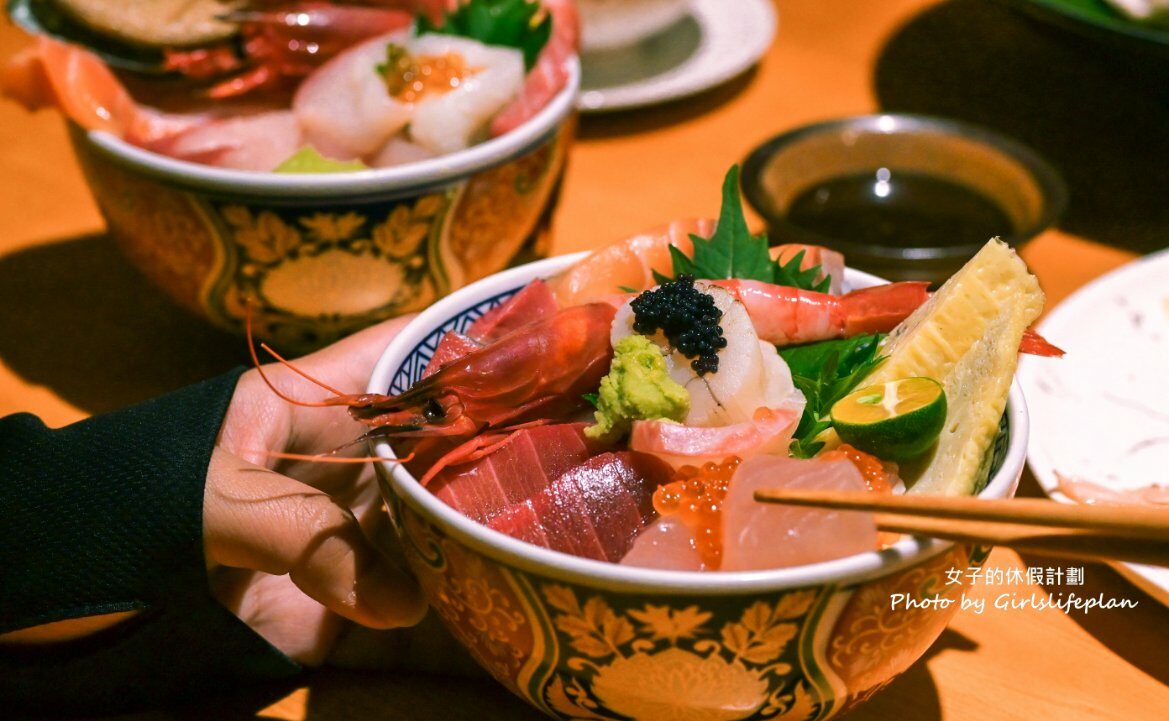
(830, 377, 947, 462)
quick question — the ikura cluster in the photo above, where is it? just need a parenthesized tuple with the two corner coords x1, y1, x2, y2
(653, 457, 742, 569)
(822, 444, 896, 493)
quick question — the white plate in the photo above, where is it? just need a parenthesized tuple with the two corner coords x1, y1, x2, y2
(576, 0, 777, 113)
(1019, 249, 1169, 606)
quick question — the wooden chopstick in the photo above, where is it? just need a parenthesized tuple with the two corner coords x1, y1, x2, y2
(753, 488, 1169, 566)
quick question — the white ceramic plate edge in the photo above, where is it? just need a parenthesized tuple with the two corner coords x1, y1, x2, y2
(577, 0, 777, 113)
(1020, 248, 1169, 607)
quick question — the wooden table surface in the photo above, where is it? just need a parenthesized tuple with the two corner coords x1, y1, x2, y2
(2, 0, 1167, 718)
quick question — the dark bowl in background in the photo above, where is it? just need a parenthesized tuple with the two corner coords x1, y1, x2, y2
(741, 114, 1067, 284)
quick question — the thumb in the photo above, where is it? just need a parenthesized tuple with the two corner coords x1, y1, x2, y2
(203, 447, 427, 629)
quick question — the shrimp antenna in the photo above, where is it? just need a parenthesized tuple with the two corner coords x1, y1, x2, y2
(259, 341, 346, 397)
(245, 300, 336, 408)
(255, 450, 416, 464)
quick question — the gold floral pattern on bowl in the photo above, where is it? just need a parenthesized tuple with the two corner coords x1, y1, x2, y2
(70, 125, 571, 349)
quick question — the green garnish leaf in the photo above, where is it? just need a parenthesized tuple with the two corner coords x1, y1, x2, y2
(660, 166, 832, 292)
(275, 146, 368, 174)
(582, 392, 600, 408)
(780, 334, 886, 458)
(416, 0, 551, 70)
(774, 249, 832, 293)
(617, 285, 639, 294)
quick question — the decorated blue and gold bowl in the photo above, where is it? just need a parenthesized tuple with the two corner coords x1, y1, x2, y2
(367, 253, 1027, 721)
(66, 60, 579, 350)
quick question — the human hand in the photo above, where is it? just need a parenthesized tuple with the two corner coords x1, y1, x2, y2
(205, 316, 428, 666)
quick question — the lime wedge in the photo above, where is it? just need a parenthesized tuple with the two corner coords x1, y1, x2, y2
(830, 377, 946, 462)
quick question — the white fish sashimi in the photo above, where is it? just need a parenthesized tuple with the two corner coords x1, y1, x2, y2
(408, 35, 525, 155)
(721, 455, 879, 571)
(155, 110, 303, 171)
(620, 516, 706, 571)
(293, 31, 414, 160)
(367, 135, 436, 168)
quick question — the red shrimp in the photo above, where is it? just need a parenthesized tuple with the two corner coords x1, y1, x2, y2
(176, 2, 415, 98)
(255, 303, 616, 442)
(703, 279, 931, 345)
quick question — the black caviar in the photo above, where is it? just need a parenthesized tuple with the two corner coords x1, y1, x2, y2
(630, 274, 727, 376)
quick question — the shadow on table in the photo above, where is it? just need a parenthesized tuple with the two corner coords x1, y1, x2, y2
(0, 234, 246, 415)
(873, 0, 1169, 255)
(1013, 473, 1169, 687)
(299, 669, 546, 721)
(844, 627, 975, 721)
(283, 629, 970, 721)
(577, 68, 757, 141)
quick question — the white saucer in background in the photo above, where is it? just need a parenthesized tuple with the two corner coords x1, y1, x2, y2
(576, 0, 777, 113)
(1018, 249, 1169, 607)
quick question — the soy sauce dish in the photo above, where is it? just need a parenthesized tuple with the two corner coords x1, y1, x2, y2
(741, 114, 1066, 283)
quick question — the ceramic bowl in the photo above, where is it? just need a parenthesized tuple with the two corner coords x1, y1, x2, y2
(368, 252, 1028, 721)
(578, 0, 694, 51)
(742, 114, 1066, 284)
(67, 59, 580, 350)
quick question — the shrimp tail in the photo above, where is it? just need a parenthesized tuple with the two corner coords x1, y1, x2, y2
(1020, 329, 1065, 357)
(837, 281, 931, 336)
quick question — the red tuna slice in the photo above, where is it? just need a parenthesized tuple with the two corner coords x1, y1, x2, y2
(486, 451, 669, 562)
(466, 280, 558, 343)
(431, 460, 509, 524)
(427, 423, 597, 523)
(486, 482, 605, 560)
(422, 332, 482, 378)
(488, 501, 550, 549)
(557, 451, 672, 561)
(721, 455, 879, 571)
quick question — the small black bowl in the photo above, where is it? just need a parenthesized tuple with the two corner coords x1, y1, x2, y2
(741, 114, 1067, 283)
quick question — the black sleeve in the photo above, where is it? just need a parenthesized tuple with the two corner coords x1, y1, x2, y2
(0, 369, 301, 716)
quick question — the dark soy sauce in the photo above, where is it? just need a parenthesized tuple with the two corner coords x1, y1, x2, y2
(785, 169, 1014, 248)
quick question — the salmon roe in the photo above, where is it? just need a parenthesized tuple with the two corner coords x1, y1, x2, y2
(382, 46, 478, 102)
(652, 457, 742, 569)
(821, 443, 895, 493)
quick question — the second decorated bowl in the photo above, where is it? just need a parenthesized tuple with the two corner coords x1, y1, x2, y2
(68, 59, 580, 350)
(368, 253, 1028, 721)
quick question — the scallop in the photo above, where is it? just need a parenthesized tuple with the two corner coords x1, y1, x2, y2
(611, 282, 804, 427)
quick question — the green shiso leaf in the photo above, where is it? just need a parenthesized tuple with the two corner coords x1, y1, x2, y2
(780, 334, 886, 458)
(660, 166, 832, 292)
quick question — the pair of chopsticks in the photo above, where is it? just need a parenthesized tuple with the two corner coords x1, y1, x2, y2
(753, 489, 1169, 566)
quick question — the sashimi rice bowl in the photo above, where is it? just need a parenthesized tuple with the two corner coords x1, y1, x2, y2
(363, 168, 1060, 719)
(4, 0, 580, 347)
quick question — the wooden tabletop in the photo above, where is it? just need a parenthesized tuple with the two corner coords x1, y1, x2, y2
(2, 0, 1167, 718)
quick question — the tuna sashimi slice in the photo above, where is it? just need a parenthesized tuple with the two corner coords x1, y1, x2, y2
(427, 423, 598, 523)
(488, 500, 550, 549)
(536, 478, 607, 560)
(484, 451, 669, 562)
(621, 516, 706, 571)
(467, 279, 559, 343)
(721, 455, 879, 571)
(560, 452, 673, 561)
